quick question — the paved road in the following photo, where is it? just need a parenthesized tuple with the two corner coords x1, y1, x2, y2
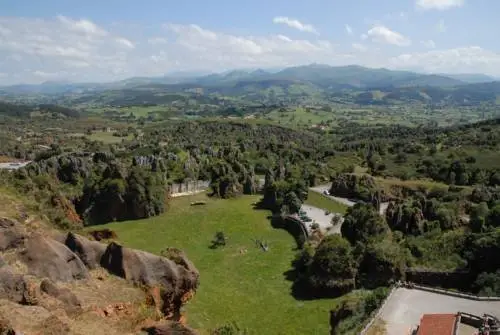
(310, 185, 358, 207)
(310, 184, 390, 215)
(377, 288, 500, 335)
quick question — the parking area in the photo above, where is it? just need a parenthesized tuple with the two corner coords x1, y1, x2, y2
(375, 288, 500, 334)
(299, 204, 343, 235)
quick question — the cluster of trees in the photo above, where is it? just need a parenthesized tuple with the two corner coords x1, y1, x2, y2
(293, 188, 500, 298)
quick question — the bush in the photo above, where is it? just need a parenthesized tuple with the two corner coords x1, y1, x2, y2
(306, 235, 357, 297)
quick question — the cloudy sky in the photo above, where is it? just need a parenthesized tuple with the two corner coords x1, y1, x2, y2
(0, 0, 498, 84)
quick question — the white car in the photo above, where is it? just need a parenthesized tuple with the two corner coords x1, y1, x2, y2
(323, 190, 330, 195)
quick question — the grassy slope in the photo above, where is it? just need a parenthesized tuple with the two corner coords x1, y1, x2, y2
(98, 194, 339, 335)
(305, 190, 348, 214)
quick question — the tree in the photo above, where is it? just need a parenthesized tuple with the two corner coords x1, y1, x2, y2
(474, 271, 500, 296)
(283, 191, 302, 215)
(358, 241, 405, 289)
(211, 231, 227, 249)
(470, 202, 489, 233)
(341, 204, 390, 245)
(486, 204, 500, 228)
(306, 235, 357, 297)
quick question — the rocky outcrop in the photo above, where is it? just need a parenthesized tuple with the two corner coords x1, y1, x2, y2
(21, 234, 89, 282)
(100, 242, 199, 316)
(0, 266, 38, 305)
(0, 218, 26, 252)
(1, 228, 199, 333)
(64, 233, 106, 269)
(40, 279, 82, 314)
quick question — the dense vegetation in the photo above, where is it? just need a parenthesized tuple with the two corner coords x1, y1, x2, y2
(3, 65, 500, 332)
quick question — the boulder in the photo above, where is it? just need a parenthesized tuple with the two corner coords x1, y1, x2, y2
(100, 243, 199, 315)
(0, 218, 25, 252)
(64, 233, 106, 269)
(142, 322, 198, 335)
(0, 266, 38, 305)
(40, 279, 82, 314)
(21, 234, 89, 282)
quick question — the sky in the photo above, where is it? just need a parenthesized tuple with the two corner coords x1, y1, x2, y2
(0, 0, 499, 84)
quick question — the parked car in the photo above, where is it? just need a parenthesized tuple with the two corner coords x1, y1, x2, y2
(323, 190, 330, 195)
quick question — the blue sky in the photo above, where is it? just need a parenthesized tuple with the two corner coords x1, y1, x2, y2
(0, 0, 498, 84)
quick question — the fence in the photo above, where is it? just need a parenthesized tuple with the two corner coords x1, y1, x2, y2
(168, 180, 210, 196)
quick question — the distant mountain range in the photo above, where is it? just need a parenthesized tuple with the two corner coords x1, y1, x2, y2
(0, 64, 498, 96)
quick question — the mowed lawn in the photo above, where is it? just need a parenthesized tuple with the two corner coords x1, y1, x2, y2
(99, 194, 338, 334)
(305, 190, 348, 214)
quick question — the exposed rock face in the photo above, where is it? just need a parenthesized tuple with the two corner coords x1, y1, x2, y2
(21, 234, 89, 282)
(100, 242, 199, 316)
(64, 233, 106, 269)
(40, 279, 82, 314)
(0, 266, 38, 305)
(0, 218, 26, 252)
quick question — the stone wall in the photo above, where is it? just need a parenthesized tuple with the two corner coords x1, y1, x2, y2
(405, 269, 477, 291)
(168, 180, 210, 195)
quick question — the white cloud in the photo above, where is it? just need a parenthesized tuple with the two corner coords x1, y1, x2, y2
(437, 19, 447, 32)
(273, 16, 319, 35)
(115, 37, 135, 48)
(1, 16, 500, 84)
(421, 40, 436, 48)
(148, 37, 168, 45)
(0, 16, 140, 83)
(57, 16, 108, 36)
(391, 46, 500, 74)
(352, 43, 368, 52)
(345, 24, 353, 35)
(416, 0, 464, 10)
(366, 25, 411, 46)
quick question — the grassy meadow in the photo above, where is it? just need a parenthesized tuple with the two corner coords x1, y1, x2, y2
(97, 193, 341, 334)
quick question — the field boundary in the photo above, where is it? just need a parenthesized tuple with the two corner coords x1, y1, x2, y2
(400, 282, 500, 301)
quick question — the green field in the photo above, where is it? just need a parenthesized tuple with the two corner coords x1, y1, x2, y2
(98, 194, 340, 334)
(305, 190, 348, 214)
(87, 131, 134, 143)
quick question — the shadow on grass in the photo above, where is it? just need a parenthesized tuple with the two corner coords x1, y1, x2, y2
(252, 198, 328, 301)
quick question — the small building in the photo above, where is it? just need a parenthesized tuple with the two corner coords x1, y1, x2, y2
(416, 314, 458, 335)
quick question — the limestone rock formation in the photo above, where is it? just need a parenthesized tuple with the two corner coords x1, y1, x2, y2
(40, 279, 82, 314)
(0, 218, 26, 252)
(100, 242, 199, 316)
(0, 266, 38, 305)
(64, 232, 107, 269)
(21, 234, 90, 282)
